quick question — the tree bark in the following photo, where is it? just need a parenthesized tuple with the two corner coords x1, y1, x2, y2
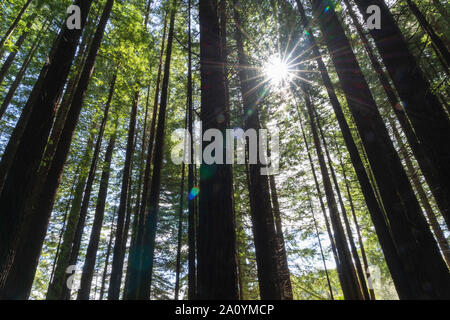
(187, 0, 197, 301)
(197, 0, 238, 300)
(233, 1, 281, 300)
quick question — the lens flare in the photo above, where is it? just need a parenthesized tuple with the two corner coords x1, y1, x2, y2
(188, 187, 200, 201)
(264, 55, 291, 87)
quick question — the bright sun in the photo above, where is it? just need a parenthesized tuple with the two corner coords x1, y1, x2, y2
(264, 56, 291, 87)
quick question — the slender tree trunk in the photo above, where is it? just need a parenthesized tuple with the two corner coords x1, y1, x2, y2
(0, 16, 34, 86)
(306, 185, 334, 300)
(406, 0, 450, 72)
(268, 174, 294, 300)
(99, 210, 117, 300)
(0, 0, 93, 290)
(43, 130, 95, 299)
(108, 91, 139, 300)
(175, 162, 186, 300)
(0, 0, 33, 58)
(137, 0, 178, 300)
(390, 118, 450, 266)
(144, 0, 153, 28)
(302, 86, 364, 300)
(314, 109, 371, 300)
(47, 70, 115, 300)
(125, 13, 168, 300)
(313, 0, 450, 299)
(333, 136, 376, 300)
(297, 108, 341, 275)
(62, 106, 112, 301)
(354, 0, 450, 231)
(50, 170, 81, 285)
(233, 2, 281, 300)
(123, 86, 151, 299)
(77, 127, 117, 300)
(293, 0, 410, 298)
(197, 0, 238, 300)
(0, 21, 44, 121)
(187, 0, 196, 301)
(344, 0, 450, 233)
(2, 0, 112, 299)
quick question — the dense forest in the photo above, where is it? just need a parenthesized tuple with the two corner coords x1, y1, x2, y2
(0, 0, 448, 301)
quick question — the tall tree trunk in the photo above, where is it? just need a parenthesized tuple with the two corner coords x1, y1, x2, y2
(43, 130, 95, 299)
(314, 109, 371, 300)
(343, 0, 450, 233)
(47, 70, 115, 300)
(99, 210, 117, 300)
(354, 0, 450, 231)
(125, 13, 168, 300)
(137, 0, 178, 300)
(123, 85, 151, 299)
(0, 16, 34, 86)
(333, 136, 376, 300)
(0, 0, 93, 290)
(297, 109, 341, 277)
(2, 0, 112, 299)
(187, 0, 196, 301)
(77, 126, 118, 300)
(62, 105, 112, 301)
(312, 0, 450, 299)
(302, 86, 364, 300)
(0, 0, 33, 58)
(144, 0, 153, 28)
(306, 184, 334, 300)
(50, 170, 81, 285)
(390, 118, 450, 266)
(175, 162, 186, 300)
(197, 0, 238, 300)
(293, 0, 410, 298)
(233, 2, 281, 300)
(406, 0, 450, 72)
(108, 91, 139, 300)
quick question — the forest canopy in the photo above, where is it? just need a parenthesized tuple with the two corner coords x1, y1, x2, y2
(0, 0, 448, 301)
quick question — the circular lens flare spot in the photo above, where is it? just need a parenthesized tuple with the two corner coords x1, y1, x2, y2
(188, 187, 200, 201)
